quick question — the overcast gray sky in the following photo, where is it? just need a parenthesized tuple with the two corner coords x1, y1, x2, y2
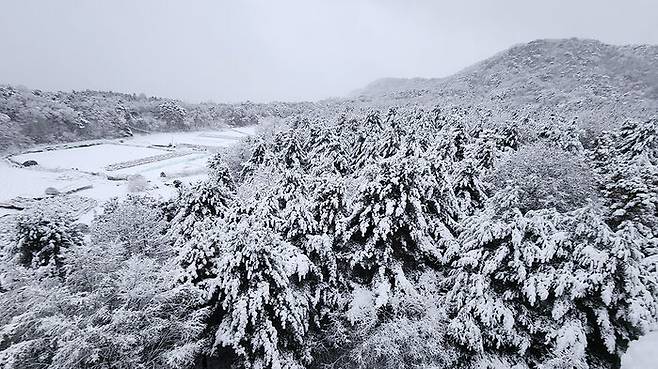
(1, 0, 657, 103)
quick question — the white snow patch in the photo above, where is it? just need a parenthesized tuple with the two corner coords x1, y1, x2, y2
(622, 331, 658, 369)
(13, 144, 167, 172)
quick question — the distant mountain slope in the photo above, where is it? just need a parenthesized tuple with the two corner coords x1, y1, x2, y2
(354, 38, 658, 129)
(0, 85, 315, 152)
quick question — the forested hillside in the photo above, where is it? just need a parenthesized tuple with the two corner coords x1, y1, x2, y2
(4, 39, 657, 153)
(355, 39, 658, 132)
(0, 85, 316, 151)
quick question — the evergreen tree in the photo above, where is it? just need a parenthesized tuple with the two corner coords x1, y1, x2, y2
(311, 174, 346, 235)
(240, 137, 276, 179)
(447, 190, 657, 368)
(496, 121, 520, 151)
(452, 158, 488, 217)
(590, 131, 616, 173)
(275, 168, 318, 241)
(539, 116, 584, 153)
(468, 128, 498, 172)
(437, 122, 470, 163)
(349, 112, 387, 169)
(172, 156, 235, 284)
(273, 130, 307, 170)
(351, 130, 380, 170)
(615, 118, 658, 164)
(602, 164, 658, 231)
(308, 126, 349, 176)
(207, 220, 312, 369)
(600, 164, 658, 263)
(343, 149, 459, 296)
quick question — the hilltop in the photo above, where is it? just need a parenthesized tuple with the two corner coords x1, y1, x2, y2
(354, 38, 658, 129)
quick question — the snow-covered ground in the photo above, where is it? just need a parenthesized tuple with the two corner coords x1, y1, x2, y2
(0, 163, 88, 202)
(0, 126, 256, 219)
(622, 331, 658, 369)
(121, 127, 256, 147)
(13, 144, 168, 172)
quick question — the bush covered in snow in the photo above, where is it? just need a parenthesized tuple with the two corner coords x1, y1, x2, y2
(0, 197, 207, 369)
(13, 208, 83, 271)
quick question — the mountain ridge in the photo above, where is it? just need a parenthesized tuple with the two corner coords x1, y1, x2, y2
(355, 38, 658, 98)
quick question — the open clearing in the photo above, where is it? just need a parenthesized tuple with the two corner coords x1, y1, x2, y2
(13, 144, 169, 172)
(1, 126, 257, 219)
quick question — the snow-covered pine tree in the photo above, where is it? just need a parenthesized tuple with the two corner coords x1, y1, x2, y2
(597, 121, 658, 258)
(467, 128, 498, 172)
(602, 164, 658, 232)
(273, 130, 307, 170)
(262, 147, 340, 313)
(335, 113, 359, 150)
(539, 116, 584, 153)
(452, 158, 488, 218)
(561, 210, 657, 367)
(240, 136, 276, 180)
(496, 120, 520, 151)
(590, 131, 616, 173)
(275, 168, 318, 241)
(600, 164, 658, 266)
(445, 121, 470, 162)
(256, 158, 341, 345)
(615, 118, 658, 164)
(343, 147, 459, 299)
(349, 112, 387, 169)
(432, 106, 468, 132)
(172, 155, 235, 284)
(311, 174, 346, 236)
(377, 120, 404, 160)
(447, 189, 657, 369)
(207, 218, 312, 369)
(304, 124, 327, 164)
(305, 172, 345, 291)
(308, 126, 349, 176)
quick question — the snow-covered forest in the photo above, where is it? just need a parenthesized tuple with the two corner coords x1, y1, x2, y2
(0, 85, 319, 152)
(2, 99, 658, 368)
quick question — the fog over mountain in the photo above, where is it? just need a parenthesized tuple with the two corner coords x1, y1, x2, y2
(357, 39, 658, 100)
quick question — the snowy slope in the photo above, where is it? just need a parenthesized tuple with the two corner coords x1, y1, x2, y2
(354, 38, 658, 130)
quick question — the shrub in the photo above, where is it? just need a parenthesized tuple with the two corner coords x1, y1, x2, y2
(14, 208, 82, 270)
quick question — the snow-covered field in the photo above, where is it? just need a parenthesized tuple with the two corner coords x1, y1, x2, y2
(13, 144, 168, 172)
(120, 127, 255, 148)
(0, 126, 256, 219)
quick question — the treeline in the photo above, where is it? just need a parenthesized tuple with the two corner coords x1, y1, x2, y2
(1, 107, 658, 369)
(0, 84, 317, 152)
